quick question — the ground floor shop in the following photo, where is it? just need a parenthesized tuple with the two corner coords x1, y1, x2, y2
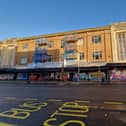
(0, 63, 126, 82)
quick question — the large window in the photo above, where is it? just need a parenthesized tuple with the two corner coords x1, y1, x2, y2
(80, 53, 84, 60)
(92, 51, 102, 60)
(48, 41, 54, 48)
(117, 32, 126, 60)
(92, 35, 101, 44)
(21, 56, 27, 64)
(48, 55, 53, 62)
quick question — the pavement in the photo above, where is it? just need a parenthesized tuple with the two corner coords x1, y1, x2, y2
(0, 80, 126, 86)
(0, 82, 125, 126)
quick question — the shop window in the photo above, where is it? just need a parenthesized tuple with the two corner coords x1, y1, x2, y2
(21, 56, 27, 64)
(92, 35, 101, 44)
(80, 53, 84, 60)
(92, 51, 102, 60)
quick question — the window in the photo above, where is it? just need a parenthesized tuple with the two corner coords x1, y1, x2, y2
(60, 54, 64, 61)
(92, 35, 101, 44)
(61, 40, 65, 48)
(23, 44, 29, 50)
(66, 52, 77, 60)
(48, 41, 54, 48)
(80, 53, 84, 60)
(48, 55, 53, 62)
(118, 32, 126, 60)
(77, 38, 84, 45)
(21, 56, 27, 64)
(92, 51, 102, 60)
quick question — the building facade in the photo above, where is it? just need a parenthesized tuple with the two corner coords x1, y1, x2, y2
(0, 21, 126, 81)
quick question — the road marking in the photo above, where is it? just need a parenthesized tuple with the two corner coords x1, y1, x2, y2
(0, 101, 48, 120)
(43, 101, 89, 125)
(89, 105, 98, 109)
(48, 99, 63, 102)
(0, 122, 16, 126)
(104, 101, 124, 105)
(24, 98, 38, 101)
(75, 100, 90, 103)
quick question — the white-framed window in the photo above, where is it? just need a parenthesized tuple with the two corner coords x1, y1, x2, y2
(92, 35, 101, 44)
(23, 44, 29, 50)
(92, 51, 102, 60)
(21, 56, 27, 64)
(80, 52, 84, 60)
(118, 32, 126, 60)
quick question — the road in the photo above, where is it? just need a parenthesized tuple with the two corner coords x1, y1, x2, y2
(0, 83, 126, 126)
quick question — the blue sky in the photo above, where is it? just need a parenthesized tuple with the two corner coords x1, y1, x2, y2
(0, 0, 125, 40)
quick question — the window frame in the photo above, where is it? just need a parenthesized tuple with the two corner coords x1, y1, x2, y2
(60, 54, 64, 61)
(23, 43, 29, 50)
(92, 35, 101, 44)
(92, 51, 102, 60)
(80, 52, 84, 60)
(61, 40, 65, 48)
(48, 55, 53, 62)
(21, 55, 27, 64)
(48, 41, 54, 48)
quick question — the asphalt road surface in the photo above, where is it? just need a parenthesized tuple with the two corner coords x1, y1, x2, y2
(0, 83, 126, 126)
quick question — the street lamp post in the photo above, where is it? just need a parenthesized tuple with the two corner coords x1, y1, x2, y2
(61, 60, 64, 81)
(78, 64, 80, 74)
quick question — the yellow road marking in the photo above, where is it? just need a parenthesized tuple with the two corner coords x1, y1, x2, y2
(0, 122, 16, 126)
(48, 99, 63, 102)
(75, 100, 90, 103)
(24, 98, 38, 101)
(104, 101, 124, 105)
(89, 105, 98, 109)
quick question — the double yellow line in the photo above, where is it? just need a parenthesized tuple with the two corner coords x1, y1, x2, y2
(104, 101, 124, 105)
(0, 123, 16, 126)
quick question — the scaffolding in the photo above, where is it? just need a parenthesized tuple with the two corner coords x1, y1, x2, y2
(63, 34, 79, 66)
(34, 38, 48, 63)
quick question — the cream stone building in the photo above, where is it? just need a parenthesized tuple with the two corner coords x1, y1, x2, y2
(111, 22, 126, 62)
(0, 21, 125, 81)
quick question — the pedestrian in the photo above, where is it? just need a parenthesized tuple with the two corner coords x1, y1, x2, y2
(101, 76, 105, 85)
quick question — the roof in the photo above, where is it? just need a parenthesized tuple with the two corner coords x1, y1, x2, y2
(0, 25, 110, 42)
(19, 25, 110, 41)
